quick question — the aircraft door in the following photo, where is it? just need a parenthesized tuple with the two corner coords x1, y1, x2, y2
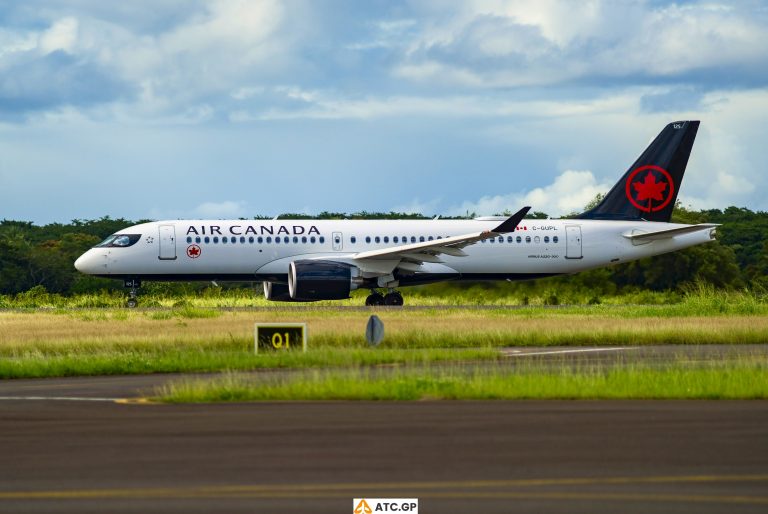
(565, 225, 582, 259)
(332, 232, 343, 251)
(158, 225, 177, 260)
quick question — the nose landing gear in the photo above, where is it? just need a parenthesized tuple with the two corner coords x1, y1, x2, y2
(365, 290, 404, 307)
(124, 279, 141, 308)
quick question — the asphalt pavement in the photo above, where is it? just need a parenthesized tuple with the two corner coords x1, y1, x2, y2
(0, 345, 766, 513)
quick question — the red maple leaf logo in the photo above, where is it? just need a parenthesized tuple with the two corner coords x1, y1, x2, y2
(187, 245, 201, 258)
(633, 172, 667, 202)
(625, 165, 674, 213)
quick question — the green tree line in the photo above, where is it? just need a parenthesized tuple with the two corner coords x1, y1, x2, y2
(1, 206, 766, 296)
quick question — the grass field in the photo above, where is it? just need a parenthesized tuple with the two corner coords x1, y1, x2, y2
(157, 358, 768, 402)
(2, 283, 766, 311)
(0, 302, 766, 379)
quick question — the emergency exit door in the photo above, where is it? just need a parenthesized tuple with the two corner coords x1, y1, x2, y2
(158, 225, 177, 260)
(565, 225, 582, 259)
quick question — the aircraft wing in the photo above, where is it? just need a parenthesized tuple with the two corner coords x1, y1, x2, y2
(353, 207, 530, 271)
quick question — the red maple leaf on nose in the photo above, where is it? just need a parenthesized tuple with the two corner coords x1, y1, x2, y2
(633, 172, 667, 202)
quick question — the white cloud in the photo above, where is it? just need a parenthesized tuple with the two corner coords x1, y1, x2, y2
(449, 170, 613, 217)
(193, 200, 248, 219)
(392, 197, 442, 215)
(230, 87, 638, 121)
(1, 2, 768, 223)
(39, 17, 79, 54)
(396, 1, 768, 88)
(346, 19, 417, 50)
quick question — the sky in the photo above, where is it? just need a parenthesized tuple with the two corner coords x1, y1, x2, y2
(1, 0, 767, 223)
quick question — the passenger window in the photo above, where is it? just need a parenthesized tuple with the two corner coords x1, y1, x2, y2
(213, 237, 219, 243)
(498, 236, 503, 243)
(196, 236, 201, 243)
(437, 236, 442, 240)
(240, 236, 246, 243)
(311, 236, 316, 243)
(275, 237, 280, 244)
(351, 236, 356, 243)
(293, 236, 298, 243)
(257, 237, 263, 244)
(428, 236, 434, 241)
(302, 236, 307, 243)
(411, 237, 416, 243)
(375, 236, 380, 243)
(544, 236, 549, 243)
(186, 236, 192, 243)
(516, 236, 521, 243)
(489, 237, 494, 243)
(525, 236, 531, 243)
(507, 236, 513, 243)
(284, 237, 289, 243)
(222, 237, 228, 244)
(403, 236, 408, 243)
(204, 236, 210, 244)
(534, 236, 540, 243)
(553, 236, 559, 243)
(365, 236, 371, 243)
(419, 236, 425, 242)
(393, 236, 398, 243)
(319, 236, 325, 244)
(383, 236, 389, 243)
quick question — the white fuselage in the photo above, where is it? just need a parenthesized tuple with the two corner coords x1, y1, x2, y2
(74, 218, 716, 284)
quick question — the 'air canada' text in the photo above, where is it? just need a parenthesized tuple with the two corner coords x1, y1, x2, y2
(186, 225, 322, 236)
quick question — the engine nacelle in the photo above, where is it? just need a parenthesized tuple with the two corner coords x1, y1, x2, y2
(288, 260, 360, 300)
(263, 281, 292, 302)
(263, 281, 318, 302)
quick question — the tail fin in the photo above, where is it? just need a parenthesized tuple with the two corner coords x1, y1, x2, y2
(575, 120, 699, 222)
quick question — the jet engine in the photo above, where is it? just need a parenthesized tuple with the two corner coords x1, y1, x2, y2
(288, 260, 361, 300)
(263, 281, 296, 302)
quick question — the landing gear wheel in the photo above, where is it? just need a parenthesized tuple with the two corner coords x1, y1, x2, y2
(384, 292, 404, 306)
(124, 278, 141, 309)
(365, 292, 385, 306)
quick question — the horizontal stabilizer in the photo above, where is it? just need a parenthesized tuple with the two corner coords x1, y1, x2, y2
(623, 224, 719, 242)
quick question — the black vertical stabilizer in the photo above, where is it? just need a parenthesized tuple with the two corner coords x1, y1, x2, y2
(575, 121, 699, 222)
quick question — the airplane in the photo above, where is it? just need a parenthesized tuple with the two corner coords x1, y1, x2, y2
(75, 120, 717, 307)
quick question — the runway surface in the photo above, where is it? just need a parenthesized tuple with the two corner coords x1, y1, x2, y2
(1, 345, 767, 513)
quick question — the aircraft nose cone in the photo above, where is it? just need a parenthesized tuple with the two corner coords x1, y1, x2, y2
(74, 253, 88, 273)
(75, 251, 100, 274)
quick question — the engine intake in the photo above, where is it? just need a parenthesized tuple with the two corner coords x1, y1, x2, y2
(288, 260, 360, 300)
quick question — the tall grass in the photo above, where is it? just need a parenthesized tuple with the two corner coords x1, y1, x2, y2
(0, 348, 500, 379)
(0, 298, 766, 379)
(1, 285, 766, 311)
(157, 358, 768, 402)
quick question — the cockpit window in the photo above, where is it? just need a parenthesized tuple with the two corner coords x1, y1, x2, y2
(95, 234, 141, 248)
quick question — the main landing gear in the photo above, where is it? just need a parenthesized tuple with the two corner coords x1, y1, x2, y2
(365, 290, 404, 307)
(125, 279, 141, 308)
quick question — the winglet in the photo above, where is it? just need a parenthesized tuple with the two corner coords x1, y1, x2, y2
(491, 206, 531, 233)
